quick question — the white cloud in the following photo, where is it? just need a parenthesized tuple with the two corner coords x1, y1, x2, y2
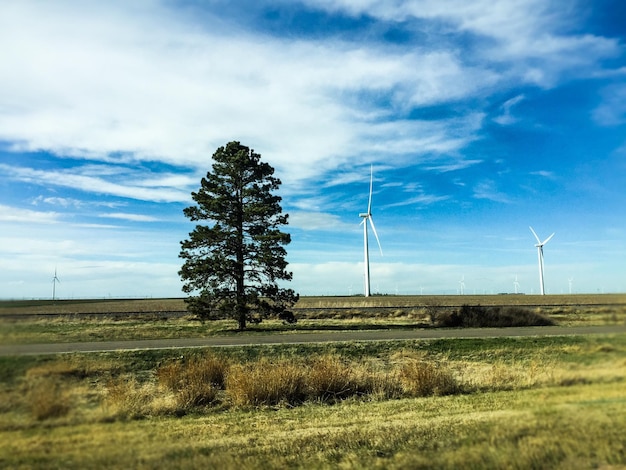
(289, 211, 354, 231)
(297, 0, 620, 86)
(530, 170, 556, 179)
(31, 196, 85, 208)
(472, 180, 511, 203)
(593, 84, 626, 126)
(424, 159, 483, 172)
(385, 194, 450, 208)
(0, 163, 191, 203)
(99, 213, 161, 222)
(0, 204, 60, 224)
(494, 95, 525, 125)
(0, 0, 499, 187)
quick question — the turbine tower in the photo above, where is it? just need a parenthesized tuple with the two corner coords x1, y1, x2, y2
(52, 268, 60, 301)
(359, 165, 383, 297)
(514, 275, 520, 294)
(529, 226, 555, 296)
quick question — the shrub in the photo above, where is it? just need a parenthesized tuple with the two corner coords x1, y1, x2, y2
(307, 355, 369, 402)
(400, 361, 460, 397)
(366, 370, 405, 400)
(157, 355, 228, 408)
(157, 355, 228, 390)
(105, 377, 162, 419)
(437, 305, 556, 328)
(226, 359, 306, 406)
(28, 377, 70, 420)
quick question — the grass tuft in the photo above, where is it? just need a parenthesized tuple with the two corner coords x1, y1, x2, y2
(157, 354, 228, 408)
(28, 377, 70, 420)
(399, 360, 460, 396)
(226, 359, 307, 407)
(307, 355, 369, 401)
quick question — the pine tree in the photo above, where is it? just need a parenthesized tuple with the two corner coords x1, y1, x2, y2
(179, 141, 298, 330)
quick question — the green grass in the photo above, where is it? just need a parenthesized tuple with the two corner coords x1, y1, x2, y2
(1, 295, 625, 467)
(1, 334, 625, 468)
(2, 302, 626, 345)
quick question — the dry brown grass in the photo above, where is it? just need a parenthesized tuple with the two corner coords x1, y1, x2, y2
(226, 359, 307, 406)
(1, 334, 625, 468)
(399, 360, 460, 396)
(157, 355, 228, 408)
(306, 355, 376, 401)
(104, 376, 179, 419)
(27, 377, 71, 420)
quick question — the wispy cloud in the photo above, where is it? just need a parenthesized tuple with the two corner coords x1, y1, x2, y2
(385, 194, 450, 208)
(530, 170, 556, 179)
(593, 84, 626, 126)
(472, 180, 511, 203)
(299, 0, 620, 85)
(31, 196, 125, 209)
(424, 159, 483, 173)
(0, 204, 60, 224)
(494, 95, 525, 125)
(289, 211, 354, 231)
(0, 1, 516, 185)
(99, 213, 161, 222)
(1, 163, 191, 203)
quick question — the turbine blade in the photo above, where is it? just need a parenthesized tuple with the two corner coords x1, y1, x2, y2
(367, 165, 373, 215)
(368, 216, 383, 256)
(542, 233, 555, 245)
(529, 226, 541, 244)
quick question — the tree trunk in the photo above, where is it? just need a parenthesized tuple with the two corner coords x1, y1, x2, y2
(236, 185, 246, 331)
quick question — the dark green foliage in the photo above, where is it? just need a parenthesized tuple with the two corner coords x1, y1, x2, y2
(437, 304, 556, 328)
(179, 142, 298, 330)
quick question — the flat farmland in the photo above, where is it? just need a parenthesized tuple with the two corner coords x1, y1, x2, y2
(2, 293, 626, 315)
(1, 294, 625, 346)
(1, 295, 626, 468)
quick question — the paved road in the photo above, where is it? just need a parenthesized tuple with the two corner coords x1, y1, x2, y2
(2, 325, 625, 356)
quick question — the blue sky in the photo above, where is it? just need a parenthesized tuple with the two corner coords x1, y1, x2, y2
(1, 0, 625, 299)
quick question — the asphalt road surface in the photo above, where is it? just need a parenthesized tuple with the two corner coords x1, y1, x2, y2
(2, 325, 625, 356)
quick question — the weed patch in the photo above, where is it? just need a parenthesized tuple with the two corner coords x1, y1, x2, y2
(226, 359, 307, 407)
(27, 377, 70, 420)
(437, 305, 556, 328)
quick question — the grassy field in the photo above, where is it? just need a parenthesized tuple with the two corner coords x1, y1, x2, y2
(1, 294, 625, 345)
(1, 295, 625, 468)
(1, 334, 625, 468)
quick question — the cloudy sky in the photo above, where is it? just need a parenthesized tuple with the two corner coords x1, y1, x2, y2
(1, 0, 625, 299)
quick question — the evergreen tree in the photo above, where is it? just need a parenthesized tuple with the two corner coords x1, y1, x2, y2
(179, 141, 298, 330)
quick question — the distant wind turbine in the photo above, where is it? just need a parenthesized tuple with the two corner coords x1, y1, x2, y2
(359, 165, 383, 297)
(514, 275, 520, 294)
(52, 268, 60, 301)
(529, 226, 555, 296)
(568, 277, 574, 295)
(459, 275, 465, 295)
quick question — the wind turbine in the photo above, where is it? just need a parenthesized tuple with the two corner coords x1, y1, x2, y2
(529, 227, 555, 296)
(568, 277, 574, 295)
(52, 268, 60, 301)
(359, 165, 383, 297)
(459, 275, 465, 295)
(513, 275, 520, 294)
